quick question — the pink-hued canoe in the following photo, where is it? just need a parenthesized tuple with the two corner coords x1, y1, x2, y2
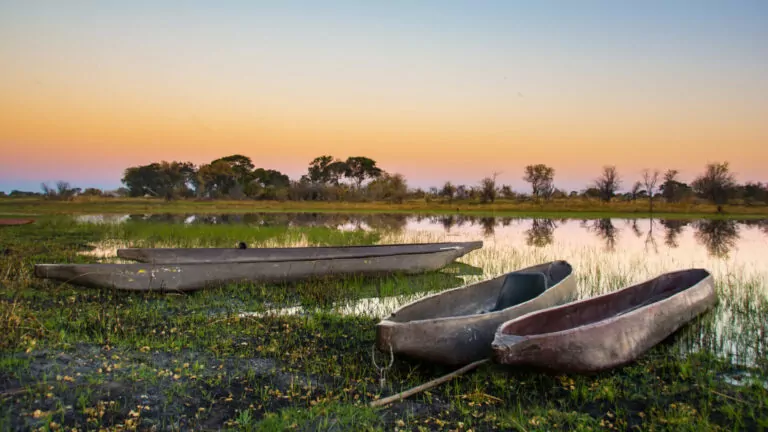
(491, 268, 717, 373)
(0, 219, 35, 227)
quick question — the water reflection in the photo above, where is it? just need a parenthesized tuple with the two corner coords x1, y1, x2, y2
(660, 220, 690, 248)
(526, 219, 557, 247)
(693, 220, 739, 258)
(581, 219, 619, 251)
(74, 212, 768, 260)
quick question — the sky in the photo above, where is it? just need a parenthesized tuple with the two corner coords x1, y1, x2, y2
(1, 0, 767, 193)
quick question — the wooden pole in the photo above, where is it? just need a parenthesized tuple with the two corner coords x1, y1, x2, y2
(369, 358, 490, 408)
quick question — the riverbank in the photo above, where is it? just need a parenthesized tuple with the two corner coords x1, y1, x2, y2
(2, 197, 768, 220)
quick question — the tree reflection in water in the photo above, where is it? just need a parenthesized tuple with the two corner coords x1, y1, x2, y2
(479, 217, 496, 237)
(693, 219, 740, 258)
(644, 218, 658, 253)
(659, 219, 690, 248)
(525, 219, 557, 247)
(583, 219, 618, 251)
(628, 219, 643, 238)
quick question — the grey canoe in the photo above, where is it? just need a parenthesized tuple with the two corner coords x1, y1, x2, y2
(375, 260, 576, 366)
(34, 247, 475, 292)
(117, 241, 483, 264)
(491, 268, 716, 373)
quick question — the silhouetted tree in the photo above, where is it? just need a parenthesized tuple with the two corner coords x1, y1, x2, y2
(642, 169, 661, 213)
(345, 156, 383, 188)
(692, 162, 736, 206)
(441, 182, 456, 203)
(523, 164, 555, 200)
(479, 173, 499, 203)
(594, 166, 621, 202)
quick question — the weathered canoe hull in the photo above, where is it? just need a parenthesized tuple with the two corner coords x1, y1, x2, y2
(117, 241, 483, 264)
(34, 248, 470, 292)
(491, 269, 717, 373)
(0, 219, 35, 227)
(376, 261, 576, 366)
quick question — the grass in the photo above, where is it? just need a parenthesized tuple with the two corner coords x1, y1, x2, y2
(3, 196, 768, 219)
(0, 215, 766, 431)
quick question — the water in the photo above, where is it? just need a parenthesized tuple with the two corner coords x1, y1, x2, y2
(75, 212, 768, 367)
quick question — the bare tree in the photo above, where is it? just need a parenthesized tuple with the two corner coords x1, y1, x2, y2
(642, 169, 661, 214)
(594, 166, 621, 202)
(479, 172, 501, 203)
(440, 181, 456, 203)
(630, 182, 643, 201)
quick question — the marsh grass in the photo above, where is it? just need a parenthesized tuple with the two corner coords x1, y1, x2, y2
(0, 215, 766, 430)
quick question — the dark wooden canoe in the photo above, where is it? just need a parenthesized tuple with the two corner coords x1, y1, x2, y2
(376, 260, 576, 366)
(0, 218, 35, 227)
(492, 268, 716, 373)
(116, 241, 483, 264)
(34, 247, 475, 292)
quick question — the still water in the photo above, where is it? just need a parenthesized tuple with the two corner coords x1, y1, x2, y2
(77, 212, 768, 261)
(77, 212, 767, 368)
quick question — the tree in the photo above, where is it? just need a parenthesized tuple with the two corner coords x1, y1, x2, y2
(594, 166, 621, 202)
(523, 164, 555, 200)
(197, 160, 237, 198)
(441, 182, 456, 203)
(211, 154, 255, 184)
(306, 155, 337, 184)
(344, 156, 383, 188)
(630, 182, 643, 201)
(659, 169, 693, 203)
(122, 161, 196, 199)
(368, 173, 408, 203)
(691, 162, 736, 206)
(642, 169, 661, 213)
(327, 161, 348, 185)
(479, 173, 499, 203)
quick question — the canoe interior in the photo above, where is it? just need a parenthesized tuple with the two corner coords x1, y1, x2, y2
(387, 260, 573, 323)
(498, 268, 712, 337)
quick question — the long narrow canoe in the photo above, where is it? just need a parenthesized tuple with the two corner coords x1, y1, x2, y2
(376, 260, 575, 366)
(492, 268, 716, 373)
(117, 241, 483, 264)
(34, 247, 475, 292)
(0, 219, 35, 227)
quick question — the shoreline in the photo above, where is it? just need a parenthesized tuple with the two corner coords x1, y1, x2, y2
(1, 198, 767, 220)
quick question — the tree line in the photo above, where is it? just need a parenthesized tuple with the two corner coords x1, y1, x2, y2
(4, 154, 766, 207)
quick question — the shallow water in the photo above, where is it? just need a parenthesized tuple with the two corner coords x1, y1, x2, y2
(75, 212, 768, 368)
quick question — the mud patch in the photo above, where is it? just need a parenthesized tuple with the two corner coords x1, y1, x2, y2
(0, 343, 327, 431)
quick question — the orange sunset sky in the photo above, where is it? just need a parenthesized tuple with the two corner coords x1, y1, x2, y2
(1, 1, 766, 192)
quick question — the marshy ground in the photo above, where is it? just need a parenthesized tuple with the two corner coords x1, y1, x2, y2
(1, 214, 766, 431)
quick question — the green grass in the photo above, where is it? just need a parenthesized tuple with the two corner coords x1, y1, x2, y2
(0, 215, 766, 431)
(3, 196, 768, 219)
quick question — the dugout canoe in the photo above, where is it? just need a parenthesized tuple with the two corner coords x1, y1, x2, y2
(34, 247, 475, 292)
(375, 260, 575, 366)
(0, 218, 35, 227)
(116, 241, 483, 264)
(491, 268, 716, 373)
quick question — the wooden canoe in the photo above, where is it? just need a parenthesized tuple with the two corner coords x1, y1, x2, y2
(375, 260, 576, 366)
(116, 241, 483, 264)
(34, 247, 475, 292)
(0, 218, 35, 227)
(491, 268, 717, 373)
